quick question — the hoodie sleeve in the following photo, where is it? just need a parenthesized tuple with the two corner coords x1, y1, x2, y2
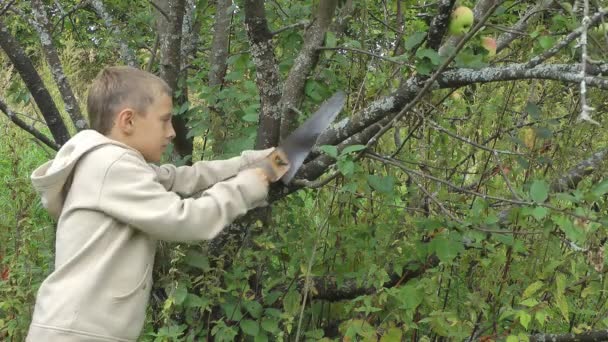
(149, 148, 274, 196)
(97, 152, 269, 242)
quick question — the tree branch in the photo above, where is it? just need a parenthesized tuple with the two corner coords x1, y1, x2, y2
(297, 62, 607, 184)
(496, 0, 555, 52)
(529, 329, 608, 342)
(31, 0, 88, 131)
(273, 256, 440, 301)
(526, 7, 607, 68)
(0, 20, 70, 145)
(0, 99, 60, 151)
(89, 0, 137, 67)
(426, 0, 456, 50)
(0, 0, 16, 17)
(551, 148, 608, 192)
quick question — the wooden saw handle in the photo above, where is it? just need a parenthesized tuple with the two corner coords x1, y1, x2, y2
(253, 149, 290, 183)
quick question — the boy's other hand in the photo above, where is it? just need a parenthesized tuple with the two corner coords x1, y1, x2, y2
(251, 168, 270, 185)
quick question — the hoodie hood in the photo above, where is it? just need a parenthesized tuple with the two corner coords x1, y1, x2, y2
(31, 130, 139, 220)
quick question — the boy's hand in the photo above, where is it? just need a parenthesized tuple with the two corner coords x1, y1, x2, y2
(252, 168, 270, 185)
(252, 149, 290, 183)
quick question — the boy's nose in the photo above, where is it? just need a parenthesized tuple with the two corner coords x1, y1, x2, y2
(167, 124, 176, 139)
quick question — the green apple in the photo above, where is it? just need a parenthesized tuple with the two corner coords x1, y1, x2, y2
(448, 6, 474, 35)
(481, 36, 497, 56)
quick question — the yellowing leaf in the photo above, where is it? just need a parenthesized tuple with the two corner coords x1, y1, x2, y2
(555, 294, 570, 322)
(519, 298, 538, 307)
(523, 281, 544, 299)
(518, 311, 532, 329)
(523, 127, 536, 150)
(380, 327, 403, 342)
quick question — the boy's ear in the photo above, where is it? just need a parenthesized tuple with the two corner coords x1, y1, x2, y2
(115, 108, 136, 135)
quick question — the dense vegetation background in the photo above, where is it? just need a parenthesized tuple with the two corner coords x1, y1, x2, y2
(1, 0, 608, 341)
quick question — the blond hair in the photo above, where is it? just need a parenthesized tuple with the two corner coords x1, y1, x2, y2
(87, 66, 172, 134)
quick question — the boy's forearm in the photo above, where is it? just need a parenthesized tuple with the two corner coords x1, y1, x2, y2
(151, 148, 274, 196)
(99, 154, 269, 242)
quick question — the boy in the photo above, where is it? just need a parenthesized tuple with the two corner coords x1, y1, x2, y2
(26, 66, 287, 341)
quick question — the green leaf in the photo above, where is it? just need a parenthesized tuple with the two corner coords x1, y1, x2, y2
(415, 59, 434, 75)
(525, 102, 542, 120)
(538, 35, 556, 50)
(173, 283, 188, 305)
(592, 179, 608, 197)
(555, 294, 569, 322)
(367, 175, 395, 194)
(429, 235, 463, 263)
(263, 291, 281, 306)
(416, 48, 441, 65)
(535, 310, 548, 326)
(519, 298, 539, 307)
(404, 32, 426, 50)
(397, 283, 423, 309)
(337, 159, 355, 176)
(240, 319, 260, 336)
(261, 318, 279, 333)
(344, 38, 362, 49)
(556, 273, 566, 294)
(184, 251, 210, 271)
(254, 332, 268, 342)
(221, 302, 243, 321)
(523, 281, 544, 299)
(325, 31, 337, 48)
(319, 145, 338, 158)
(506, 336, 519, 342)
(184, 294, 209, 309)
(531, 207, 548, 221)
(380, 327, 403, 342)
(553, 215, 584, 243)
(454, 50, 487, 69)
(530, 180, 549, 203)
(244, 301, 263, 319)
(518, 311, 532, 329)
(283, 290, 301, 315)
(341, 144, 366, 155)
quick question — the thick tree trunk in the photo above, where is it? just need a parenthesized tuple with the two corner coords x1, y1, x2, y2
(208, 0, 233, 154)
(278, 0, 339, 139)
(244, 0, 282, 149)
(0, 20, 70, 146)
(157, 0, 194, 158)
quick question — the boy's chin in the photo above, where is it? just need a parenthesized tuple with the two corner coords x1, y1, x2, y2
(143, 153, 161, 163)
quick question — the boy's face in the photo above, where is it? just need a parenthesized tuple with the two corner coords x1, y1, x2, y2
(131, 93, 176, 163)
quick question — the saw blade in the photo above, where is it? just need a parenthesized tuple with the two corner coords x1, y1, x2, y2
(279, 91, 346, 184)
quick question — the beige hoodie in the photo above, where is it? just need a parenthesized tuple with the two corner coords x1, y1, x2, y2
(26, 130, 271, 342)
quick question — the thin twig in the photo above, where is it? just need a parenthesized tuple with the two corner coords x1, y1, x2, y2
(0, 0, 16, 17)
(317, 46, 414, 67)
(492, 151, 522, 200)
(293, 170, 341, 188)
(423, 116, 524, 156)
(271, 20, 309, 35)
(149, 0, 170, 21)
(526, 7, 608, 68)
